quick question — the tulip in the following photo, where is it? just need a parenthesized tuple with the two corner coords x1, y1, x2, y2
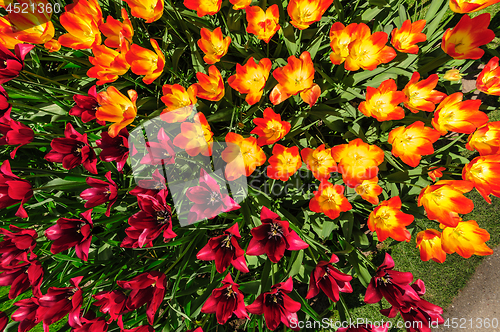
(126, 39, 165, 84)
(418, 180, 474, 227)
(96, 86, 138, 138)
(222, 132, 266, 181)
(247, 278, 301, 331)
(247, 206, 308, 263)
(140, 128, 176, 166)
(246, 5, 280, 43)
(428, 166, 445, 182)
(193, 65, 225, 101)
(388, 121, 441, 167)
(87, 43, 130, 85)
(117, 271, 167, 325)
(121, 325, 155, 332)
(287, 0, 333, 30)
(64, 0, 103, 24)
(390, 20, 426, 54)
(0, 119, 34, 158)
(337, 325, 389, 332)
(228, 57, 272, 105)
(443, 68, 462, 81)
(450, 0, 500, 13)
(100, 8, 134, 48)
(96, 128, 130, 172)
(69, 86, 105, 125)
(0, 17, 19, 50)
(73, 317, 108, 332)
(462, 155, 500, 203)
(123, 0, 164, 22)
(201, 274, 248, 324)
(306, 254, 353, 302)
(0, 260, 43, 299)
(0, 43, 34, 84)
(466, 122, 500, 155)
(355, 177, 383, 205)
(58, 11, 102, 49)
(184, 0, 221, 17)
(301, 144, 337, 181)
(80, 171, 118, 217)
(432, 92, 488, 135)
(441, 220, 493, 258)
(476, 56, 500, 96)
(229, 0, 251, 10)
(0, 160, 33, 218)
(329, 22, 367, 66)
(160, 84, 197, 123)
(0, 85, 12, 122)
(0, 312, 6, 331)
(173, 112, 213, 157)
(416, 229, 447, 263)
(44, 39, 61, 52)
(45, 123, 98, 174)
(368, 196, 414, 242)
(12, 298, 45, 332)
(267, 144, 302, 181)
(197, 27, 231, 64)
(250, 107, 290, 146)
(129, 169, 167, 197)
(0, 225, 37, 267)
(310, 181, 352, 220)
(93, 290, 128, 322)
(359, 79, 407, 121)
(344, 28, 396, 71)
(441, 13, 495, 60)
(403, 72, 447, 113)
(187, 329, 203, 332)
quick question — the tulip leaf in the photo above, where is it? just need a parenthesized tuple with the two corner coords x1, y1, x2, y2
(288, 250, 304, 277)
(339, 212, 354, 242)
(291, 289, 320, 321)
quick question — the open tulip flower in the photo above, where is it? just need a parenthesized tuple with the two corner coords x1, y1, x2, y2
(58, 4, 102, 49)
(416, 229, 447, 263)
(403, 72, 447, 113)
(246, 5, 280, 43)
(229, 0, 251, 10)
(367, 196, 414, 242)
(96, 128, 130, 172)
(0, 224, 37, 266)
(193, 65, 225, 101)
(123, 0, 164, 23)
(359, 79, 407, 121)
(0, 43, 34, 84)
(0, 259, 43, 299)
(390, 20, 426, 54)
(301, 144, 337, 181)
(93, 290, 128, 322)
(160, 84, 198, 123)
(69, 86, 105, 125)
(0, 119, 34, 158)
(197, 28, 231, 65)
(306, 254, 353, 302)
(80, 171, 118, 217)
(87, 43, 130, 85)
(355, 177, 383, 205)
(462, 154, 500, 203)
(126, 39, 165, 85)
(184, 0, 221, 17)
(100, 8, 134, 48)
(173, 112, 213, 157)
(228, 57, 272, 105)
(476, 56, 500, 96)
(449, 0, 500, 13)
(329, 22, 366, 66)
(222, 132, 266, 181)
(428, 166, 446, 182)
(140, 128, 176, 165)
(441, 220, 493, 258)
(466, 121, 500, 155)
(250, 107, 290, 146)
(267, 144, 302, 181)
(96, 86, 138, 138)
(287, 0, 333, 30)
(309, 180, 352, 220)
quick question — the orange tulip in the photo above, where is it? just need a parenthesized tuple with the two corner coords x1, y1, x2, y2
(123, 0, 164, 23)
(450, 0, 500, 13)
(222, 132, 266, 181)
(96, 87, 138, 138)
(466, 122, 500, 156)
(344, 28, 396, 71)
(301, 144, 337, 181)
(355, 177, 382, 205)
(197, 28, 231, 65)
(358, 79, 407, 121)
(246, 5, 280, 43)
(390, 20, 426, 54)
(476, 57, 500, 96)
(309, 181, 352, 220)
(329, 22, 367, 66)
(403, 72, 447, 113)
(228, 57, 272, 105)
(388, 121, 441, 167)
(99, 8, 134, 48)
(65, 0, 103, 24)
(462, 155, 500, 204)
(193, 65, 225, 101)
(367, 196, 413, 242)
(441, 13, 495, 60)
(250, 107, 290, 146)
(416, 229, 446, 263)
(331, 138, 384, 188)
(87, 43, 130, 85)
(267, 145, 302, 181)
(287, 0, 333, 30)
(126, 39, 165, 85)
(173, 112, 213, 157)
(160, 84, 198, 122)
(428, 166, 446, 182)
(58, 0, 102, 49)
(441, 220, 493, 258)
(184, 0, 221, 17)
(0, 17, 20, 49)
(431, 92, 488, 135)
(44, 39, 61, 52)
(270, 51, 321, 107)
(229, 0, 251, 10)
(418, 180, 474, 227)
(443, 69, 462, 82)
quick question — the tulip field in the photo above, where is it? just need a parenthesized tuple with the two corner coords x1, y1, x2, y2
(1, 0, 500, 331)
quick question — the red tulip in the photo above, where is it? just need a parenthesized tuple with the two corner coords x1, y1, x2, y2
(80, 171, 118, 217)
(0, 85, 12, 123)
(140, 128, 175, 166)
(0, 119, 34, 158)
(0, 311, 7, 332)
(96, 128, 129, 172)
(0, 160, 33, 218)
(337, 325, 389, 332)
(0, 225, 37, 267)
(93, 290, 128, 322)
(0, 260, 43, 299)
(0, 43, 34, 84)
(306, 254, 353, 302)
(129, 169, 167, 197)
(73, 316, 109, 332)
(11, 298, 45, 332)
(69, 86, 105, 125)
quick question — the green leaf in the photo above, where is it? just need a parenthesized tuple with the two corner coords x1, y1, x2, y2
(339, 212, 354, 242)
(288, 250, 304, 277)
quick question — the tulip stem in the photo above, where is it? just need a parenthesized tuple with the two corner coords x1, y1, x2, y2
(271, 264, 275, 285)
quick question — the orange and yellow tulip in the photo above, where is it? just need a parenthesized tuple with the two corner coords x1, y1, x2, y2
(184, 0, 221, 17)
(441, 220, 493, 258)
(44, 39, 61, 52)
(197, 28, 231, 65)
(301, 144, 337, 181)
(462, 155, 500, 203)
(160, 84, 198, 123)
(390, 20, 426, 54)
(270, 51, 321, 107)
(58, 12, 101, 49)
(388, 121, 441, 167)
(126, 39, 165, 85)
(123, 0, 164, 23)
(250, 108, 290, 146)
(344, 27, 396, 71)
(358, 79, 407, 121)
(173, 112, 213, 157)
(246, 5, 280, 43)
(99, 8, 134, 48)
(331, 138, 385, 188)
(431, 92, 488, 135)
(355, 177, 383, 205)
(87, 43, 130, 85)
(403, 72, 447, 113)
(367, 196, 414, 242)
(428, 166, 446, 182)
(310, 181, 352, 220)
(476, 57, 500, 96)
(267, 145, 302, 181)
(287, 0, 333, 30)
(449, 0, 500, 13)
(222, 132, 266, 181)
(418, 180, 474, 227)
(0, 18, 21, 50)
(96, 87, 138, 138)
(466, 122, 500, 155)
(441, 13, 495, 60)
(228, 57, 272, 105)
(65, 0, 103, 23)
(443, 69, 462, 82)
(229, 0, 251, 10)
(193, 65, 225, 101)
(416, 229, 446, 263)
(329, 22, 366, 66)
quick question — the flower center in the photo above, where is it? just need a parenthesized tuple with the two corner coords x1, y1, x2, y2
(156, 209, 171, 223)
(268, 222, 283, 239)
(220, 234, 233, 249)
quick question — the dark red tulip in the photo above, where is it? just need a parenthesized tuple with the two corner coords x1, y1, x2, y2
(140, 128, 175, 165)
(246, 206, 308, 263)
(186, 328, 203, 332)
(73, 316, 109, 332)
(0, 260, 43, 299)
(201, 274, 248, 324)
(93, 290, 128, 322)
(96, 128, 129, 172)
(0, 43, 34, 84)
(0, 311, 7, 332)
(364, 253, 420, 311)
(337, 324, 389, 332)
(69, 86, 105, 125)
(0, 85, 12, 123)
(45, 209, 93, 261)
(196, 223, 248, 273)
(246, 277, 300, 331)
(0, 119, 34, 158)
(306, 254, 353, 302)
(38, 276, 84, 328)
(80, 171, 118, 217)
(11, 298, 45, 332)
(129, 169, 167, 197)
(0, 225, 37, 267)
(117, 271, 166, 325)
(121, 191, 176, 248)
(45, 123, 98, 174)
(0, 160, 33, 218)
